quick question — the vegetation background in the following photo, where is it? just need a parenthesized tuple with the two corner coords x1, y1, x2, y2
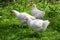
(0, 0, 60, 40)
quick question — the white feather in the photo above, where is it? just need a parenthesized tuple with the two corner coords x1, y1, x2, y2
(25, 18, 50, 32)
(11, 10, 36, 24)
(31, 4, 45, 19)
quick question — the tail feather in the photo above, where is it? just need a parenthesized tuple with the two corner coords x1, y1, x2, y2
(42, 20, 50, 31)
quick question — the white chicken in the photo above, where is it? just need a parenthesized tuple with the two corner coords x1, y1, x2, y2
(10, 10, 36, 27)
(24, 17, 50, 32)
(31, 4, 45, 19)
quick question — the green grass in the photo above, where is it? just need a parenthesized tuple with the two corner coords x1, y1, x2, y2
(0, 2, 60, 40)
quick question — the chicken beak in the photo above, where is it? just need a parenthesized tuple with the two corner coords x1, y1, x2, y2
(30, 2, 34, 6)
(10, 10, 13, 15)
(10, 10, 13, 13)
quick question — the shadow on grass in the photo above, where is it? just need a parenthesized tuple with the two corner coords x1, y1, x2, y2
(16, 32, 42, 40)
(24, 33, 41, 38)
(0, 23, 60, 40)
(0, 23, 29, 40)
